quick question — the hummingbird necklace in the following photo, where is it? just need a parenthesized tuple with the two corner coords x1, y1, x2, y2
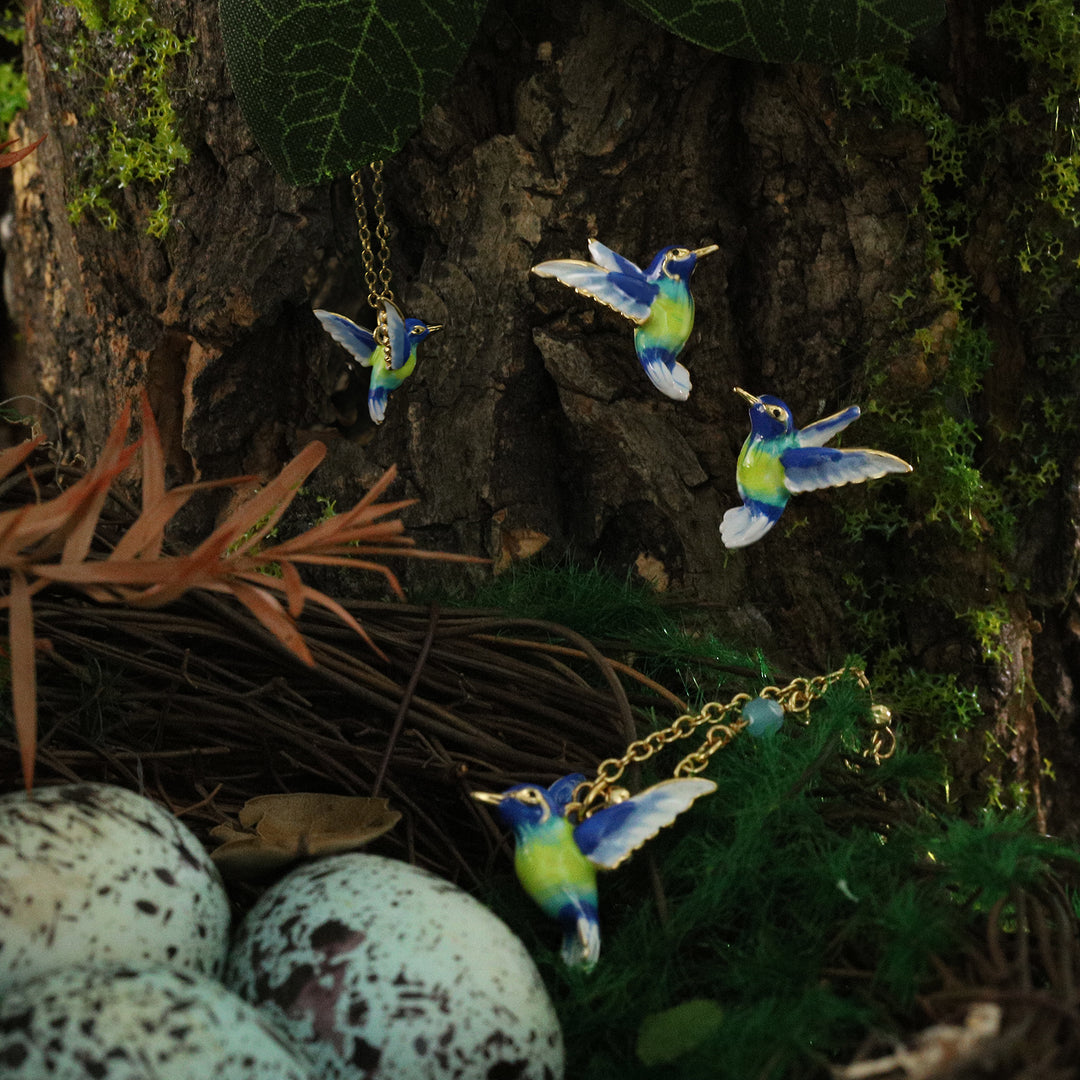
(473, 667, 895, 970)
(722, 387, 913, 547)
(313, 160, 442, 426)
(531, 238, 717, 400)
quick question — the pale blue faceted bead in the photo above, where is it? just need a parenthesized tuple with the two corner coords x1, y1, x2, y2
(743, 696, 784, 737)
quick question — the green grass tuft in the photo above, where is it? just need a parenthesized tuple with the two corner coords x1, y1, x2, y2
(461, 562, 767, 704)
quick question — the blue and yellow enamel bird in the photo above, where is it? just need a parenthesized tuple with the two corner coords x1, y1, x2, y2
(721, 387, 913, 548)
(531, 238, 718, 400)
(314, 299, 442, 424)
(473, 773, 715, 969)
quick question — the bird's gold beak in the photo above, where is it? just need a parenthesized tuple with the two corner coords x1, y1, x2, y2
(426, 324, 444, 335)
(693, 244, 719, 258)
(734, 387, 761, 406)
(471, 791, 503, 805)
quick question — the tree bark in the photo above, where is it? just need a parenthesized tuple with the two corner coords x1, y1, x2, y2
(6, 0, 1079, 827)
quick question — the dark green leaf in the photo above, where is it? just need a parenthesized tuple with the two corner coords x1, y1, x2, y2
(636, 998, 725, 1065)
(622, 0, 944, 63)
(219, 0, 488, 186)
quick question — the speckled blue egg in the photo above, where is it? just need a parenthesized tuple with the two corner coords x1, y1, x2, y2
(224, 854, 564, 1080)
(0, 965, 315, 1079)
(0, 783, 230, 991)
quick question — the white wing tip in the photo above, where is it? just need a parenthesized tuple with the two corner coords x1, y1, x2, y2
(872, 455, 913, 479)
(368, 394, 387, 425)
(562, 917, 601, 970)
(586, 237, 606, 263)
(720, 504, 779, 548)
(531, 259, 579, 278)
(643, 357, 692, 400)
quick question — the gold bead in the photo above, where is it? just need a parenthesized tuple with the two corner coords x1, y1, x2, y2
(870, 704, 893, 726)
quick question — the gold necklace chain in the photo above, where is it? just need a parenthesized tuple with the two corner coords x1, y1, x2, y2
(351, 160, 395, 349)
(566, 666, 895, 821)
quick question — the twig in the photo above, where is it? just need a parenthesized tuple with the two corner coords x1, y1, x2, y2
(372, 603, 440, 797)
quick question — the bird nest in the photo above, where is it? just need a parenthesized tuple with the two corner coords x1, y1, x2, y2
(0, 589, 672, 890)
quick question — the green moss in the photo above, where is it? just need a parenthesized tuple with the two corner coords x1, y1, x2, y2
(833, 5, 1080, 795)
(987, 1, 1080, 308)
(61, 0, 192, 237)
(888, 669, 982, 738)
(990, 0, 1080, 76)
(0, 6, 27, 130)
(0, 61, 27, 129)
(862, 321, 1011, 545)
(837, 55, 972, 307)
(961, 601, 1014, 665)
(835, 317, 1014, 764)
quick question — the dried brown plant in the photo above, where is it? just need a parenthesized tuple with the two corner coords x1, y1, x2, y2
(0, 396, 481, 790)
(0, 134, 46, 170)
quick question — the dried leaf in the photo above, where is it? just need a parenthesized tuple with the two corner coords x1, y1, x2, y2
(226, 580, 315, 665)
(0, 439, 138, 561)
(205, 828, 281, 875)
(0, 134, 46, 170)
(210, 793, 401, 876)
(832, 1002, 1002, 1079)
(0, 435, 44, 484)
(108, 396, 225, 561)
(634, 553, 670, 591)
(278, 559, 306, 619)
(494, 526, 550, 575)
(292, 582, 384, 658)
(8, 571, 36, 791)
(210, 441, 326, 558)
(138, 393, 166, 516)
(108, 477, 241, 561)
(60, 407, 139, 566)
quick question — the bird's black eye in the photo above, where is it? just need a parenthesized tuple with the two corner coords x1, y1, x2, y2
(670, 247, 690, 260)
(768, 406, 786, 421)
(411, 325, 425, 335)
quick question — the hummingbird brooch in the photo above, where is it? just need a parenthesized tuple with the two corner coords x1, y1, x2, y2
(473, 773, 715, 970)
(314, 299, 442, 425)
(531, 238, 718, 400)
(721, 387, 913, 548)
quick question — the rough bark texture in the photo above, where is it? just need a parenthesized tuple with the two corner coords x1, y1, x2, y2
(5, 0, 1080, 826)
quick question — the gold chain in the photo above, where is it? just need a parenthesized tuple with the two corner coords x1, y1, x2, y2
(351, 160, 395, 349)
(565, 667, 894, 821)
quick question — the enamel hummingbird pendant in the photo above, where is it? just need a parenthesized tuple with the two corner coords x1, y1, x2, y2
(721, 388, 913, 547)
(531, 239, 717, 401)
(473, 773, 715, 969)
(314, 298, 442, 424)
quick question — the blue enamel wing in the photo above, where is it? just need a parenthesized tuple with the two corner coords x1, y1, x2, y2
(721, 388, 913, 547)
(531, 238, 717, 401)
(473, 773, 715, 969)
(313, 299, 442, 424)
